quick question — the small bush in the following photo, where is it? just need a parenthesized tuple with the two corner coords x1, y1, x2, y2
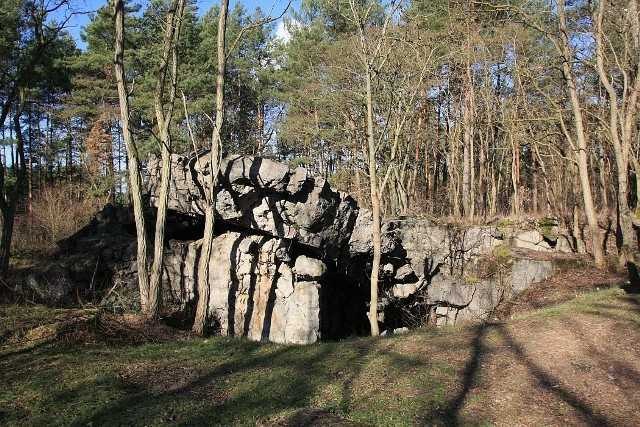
(538, 217, 559, 242)
(492, 244, 512, 260)
(12, 185, 102, 253)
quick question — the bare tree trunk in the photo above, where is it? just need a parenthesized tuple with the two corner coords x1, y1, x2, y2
(515, 0, 605, 264)
(556, 0, 605, 267)
(349, 0, 399, 336)
(594, 0, 640, 285)
(462, 61, 474, 218)
(148, 0, 186, 319)
(409, 98, 424, 199)
(533, 155, 539, 214)
(256, 102, 265, 157)
(462, 105, 471, 217)
(351, 113, 362, 198)
(0, 89, 26, 277)
(27, 104, 33, 213)
(193, 0, 229, 335)
(364, 65, 381, 336)
(113, 0, 150, 312)
(510, 135, 520, 215)
(598, 145, 608, 210)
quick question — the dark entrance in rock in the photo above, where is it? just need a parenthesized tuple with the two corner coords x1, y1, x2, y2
(319, 264, 370, 340)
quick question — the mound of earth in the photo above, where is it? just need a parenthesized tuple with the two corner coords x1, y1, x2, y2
(493, 265, 626, 320)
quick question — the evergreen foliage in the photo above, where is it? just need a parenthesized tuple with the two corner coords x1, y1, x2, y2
(1, 0, 640, 285)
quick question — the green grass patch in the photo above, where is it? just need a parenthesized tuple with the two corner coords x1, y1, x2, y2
(514, 287, 628, 321)
(0, 316, 461, 426)
(1, 287, 637, 426)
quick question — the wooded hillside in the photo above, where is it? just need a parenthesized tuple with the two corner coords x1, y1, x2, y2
(1, 0, 639, 281)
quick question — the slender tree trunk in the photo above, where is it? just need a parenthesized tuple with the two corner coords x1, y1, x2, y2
(594, 0, 640, 284)
(409, 97, 424, 199)
(364, 65, 381, 336)
(533, 158, 539, 214)
(27, 104, 33, 213)
(193, 0, 228, 335)
(349, 0, 398, 336)
(256, 102, 265, 157)
(598, 145, 608, 210)
(510, 135, 520, 215)
(351, 115, 362, 198)
(0, 89, 26, 278)
(147, 0, 186, 319)
(573, 203, 581, 249)
(462, 61, 474, 218)
(113, 0, 150, 312)
(557, 0, 606, 267)
(431, 109, 440, 214)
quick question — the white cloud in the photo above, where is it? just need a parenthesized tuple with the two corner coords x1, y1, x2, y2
(274, 21, 292, 43)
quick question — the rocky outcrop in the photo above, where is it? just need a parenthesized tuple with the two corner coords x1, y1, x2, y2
(376, 220, 580, 327)
(21, 153, 590, 344)
(163, 233, 323, 345)
(147, 153, 359, 259)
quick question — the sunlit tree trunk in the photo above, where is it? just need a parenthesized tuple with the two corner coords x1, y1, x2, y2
(148, 0, 186, 319)
(594, 0, 640, 285)
(193, 0, 229, 335)
(348, 0, 399, 336)
(113, 0, 150, 312)
(556, 0, 605, 266)
(462, 60, 474, 218)
(363, 61, 381, 336)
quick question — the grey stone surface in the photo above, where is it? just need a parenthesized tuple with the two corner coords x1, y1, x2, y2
(24, 156, 592, 342)
(513, 229, 553, 251)
(392, 281, 422, 298)
(148, 153, 359, 259)
(346, 209, 400, 257)
(293, 255, 328, 281)
(383, 219, 579, 326)
(394, 264, 416, 282)
(24, 265, 76, 304)
(162, 232, 321, 344)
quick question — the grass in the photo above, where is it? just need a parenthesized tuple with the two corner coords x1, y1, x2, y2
(0, 317, 453, 426)
(1, 286, 639, 426)
(514, 286, 626, 321)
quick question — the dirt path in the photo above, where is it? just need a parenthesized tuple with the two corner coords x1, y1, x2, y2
(454, 291, 640, 426)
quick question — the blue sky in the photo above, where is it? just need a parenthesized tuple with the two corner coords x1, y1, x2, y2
(56, 0, 298, 49)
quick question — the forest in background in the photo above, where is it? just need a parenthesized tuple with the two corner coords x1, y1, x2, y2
(1, 0, 639, 279)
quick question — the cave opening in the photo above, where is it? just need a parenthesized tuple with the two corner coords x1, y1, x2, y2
(319, 262, 371, 341)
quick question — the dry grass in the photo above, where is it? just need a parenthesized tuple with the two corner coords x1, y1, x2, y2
(11, 185, 102, 254)
(494, 263, 626, 320)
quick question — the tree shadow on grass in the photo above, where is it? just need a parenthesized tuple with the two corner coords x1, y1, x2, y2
(564, 302, 640, 407)
(0, 341, 64, 384)
(420, 323, 490, 427)
(578, 343, 640, 409)
(420, 322, 615, 427)
(50, 338, 377, 426)
(494, 325, 612, 427)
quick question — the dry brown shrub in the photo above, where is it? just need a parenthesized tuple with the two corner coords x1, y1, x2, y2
(12, 185, 102, 253)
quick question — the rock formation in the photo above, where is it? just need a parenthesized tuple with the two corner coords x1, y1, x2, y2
(147, 153, 359, 259)
(162, 233, 324, 344)
(20, 152, 589, 344)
